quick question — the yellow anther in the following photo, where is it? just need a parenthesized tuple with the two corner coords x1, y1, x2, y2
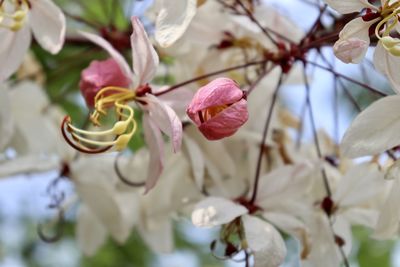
(381, 36, 399, 49)
(115, 133, 133, 151)
(0, 0, 28, 31)
(113, 120, 130, 135)
(10, 20, 23, 31)
(13, 10, 26, 21)
(63, 86, 138, 153)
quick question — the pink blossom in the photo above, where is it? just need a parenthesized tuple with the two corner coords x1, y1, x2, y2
(333, 38, 368, 64)
(187, 78, 248, 140)
(79, 58, 131, 107)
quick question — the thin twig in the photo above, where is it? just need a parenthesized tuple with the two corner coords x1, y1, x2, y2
(250, 72, 284, 204)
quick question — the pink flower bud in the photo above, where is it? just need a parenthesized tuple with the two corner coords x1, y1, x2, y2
(79, 58, 131, 107)
(333, 38, 368, 64)
(186, 78, 248, 140)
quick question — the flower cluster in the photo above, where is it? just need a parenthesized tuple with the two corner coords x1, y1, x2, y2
(2, 0, 400, 266)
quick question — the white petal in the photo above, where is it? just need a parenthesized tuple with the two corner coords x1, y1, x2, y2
(79, 31, 133, 79)
(183, 134, 205, 189)
(341, 95, 400, 157)
(342, 207, 378, 228)
(374, 178, 400, 239)
(155, 0, 197, 47)
(263, 212, 311, 259)
(302, 213, 341, 267)
(8, 82, 64, 156)
(386, 159, 400, 180)
(156, 86, 193, 117)
(0, 85, 14, 151)
(191, 197, 247, 228)
(242, 215, 286, 267)
(374, 42, 400, 93)
(0, 26, 31, 82)
(143, 114, 164, 193)
(256, 163, 313, 204)
(332, 215, 352, 257)
(144, 94, 182, 152)
(139, 218, 174, 253)
(324, 0, 377, 14)
(131, 17, 159, 85)
(0, 155, 59, 177)
(72, 156, 136, 242)
(333, 164, 384, 207)
(30, 0, 66, 54)
(76, 205, 107, 256)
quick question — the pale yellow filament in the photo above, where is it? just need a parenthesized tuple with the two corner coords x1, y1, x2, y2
(67, 87, 137, 152)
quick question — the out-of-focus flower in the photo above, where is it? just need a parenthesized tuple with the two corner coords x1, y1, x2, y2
(192, 163, 314, 266)
(186, 77, 248, 140)
(79, 58, 131, 108)
(0, 0, 66, 82)
(154, 0, 198, 47)
(0, 81, 74, 177)
(303, 164, 384, 266)
(70, 155, 138, 256)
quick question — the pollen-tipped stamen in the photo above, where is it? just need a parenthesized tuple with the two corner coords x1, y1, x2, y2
(62, 86, 137, 153)
(375, 8, 400, 56)
(0, 0, 28, 31)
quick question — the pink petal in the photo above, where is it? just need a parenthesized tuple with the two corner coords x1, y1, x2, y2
(143, 113, 164, 193)
(131, 17, 159, 86)
(333, 38, 368, 64)
(187, 78, 243, 118)
(143, 94, 182, 152)
(79, 58, 131, 107)
(79, 31, 133, 80)
(198, 99, 248, 140)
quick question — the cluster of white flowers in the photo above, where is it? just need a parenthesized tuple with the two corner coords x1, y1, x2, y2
(2, 0, 400, 266)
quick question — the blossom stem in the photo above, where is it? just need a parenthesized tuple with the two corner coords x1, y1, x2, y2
(246, 64, 277, 95)
(249, 72, 284, 204)
(235, 0, 279, 47)
(306, 60, 387, 97)
(303, 63, 350, 266)
(154, 59, 270, 96)
(317, 51, 362, 112)
(302, 62, 332, 197)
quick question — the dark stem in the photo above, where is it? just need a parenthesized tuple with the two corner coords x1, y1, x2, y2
(302, 62, 332, 197)
(249, 72, 284, 204)
(114, 152, 145, 187)
(306, 60, 387, 97)
(235, 0, 279, 47)
(154, 59, 270, 96)
(246, 64, 277, 95)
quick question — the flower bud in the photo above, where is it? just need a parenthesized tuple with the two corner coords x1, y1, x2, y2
(186, 78, 248, 140)
(79, 58, 131, 107)
(333, 38, 368, 64)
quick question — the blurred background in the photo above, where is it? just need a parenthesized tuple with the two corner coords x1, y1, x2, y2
(0, 0, 398, 266)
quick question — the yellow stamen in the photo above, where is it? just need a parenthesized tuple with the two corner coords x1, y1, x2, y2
(375, 6, 400, 56)
(0, 0, 28, 31)
(64, 87, 137, 153)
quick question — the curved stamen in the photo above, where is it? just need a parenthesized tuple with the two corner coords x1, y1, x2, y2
(114, 152, 146, 187)
(62, 86, 138, 153)
(61, 116, 113, 154)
